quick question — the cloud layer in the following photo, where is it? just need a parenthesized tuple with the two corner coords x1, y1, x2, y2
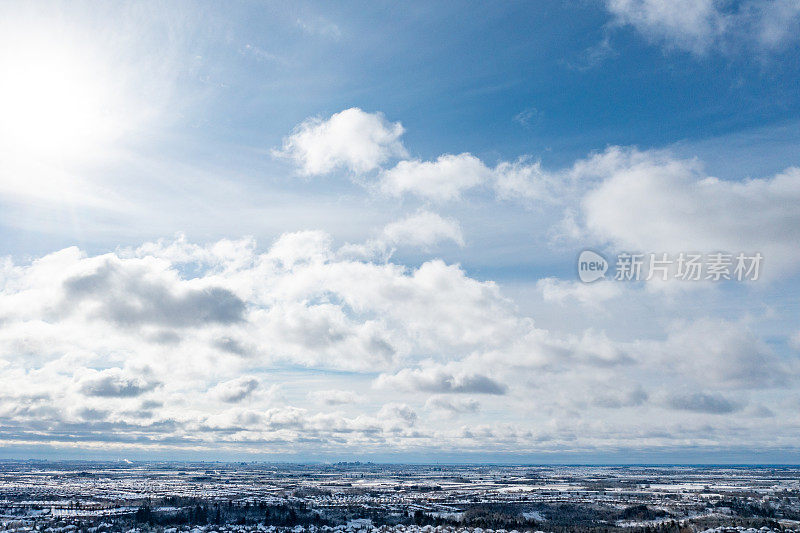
(0, 230, 796, 457)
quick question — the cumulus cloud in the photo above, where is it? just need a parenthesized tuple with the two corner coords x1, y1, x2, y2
(375, 367, 508, 395)
(361, 143, 799, 282)
(666, 391, 741, 414)
(0, 232, 528, 452)
(425, 395, 480, 413)
(339, 211, 464, 260)
(276, 112, 564, 203)
(213, 336, 251, 356)
(77, 367, 160, 398)
(379, 153, 493, 201)
(533, 146, 800, 277)
(308, 389, 360, 406)
(650, 318, 788, 390)
(372, 149, 562, 204)
(274, 108, 407, 176)
(63, 258, 246, 327)
(267, 230, 333, 267)
(380, 210, 465, 248)
(604, 0, 800, 54)
(593, 386, 648, 408)
(583, 150, 798, 250)
(211, 376, 259, 403)
(378, 403, 418, 427)
(494, 157, 568, 204)
(274, 111, 800, 277)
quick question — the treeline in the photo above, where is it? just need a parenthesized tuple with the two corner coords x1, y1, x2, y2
(134, 501, 327, 527)
(130, 498, 791, 533)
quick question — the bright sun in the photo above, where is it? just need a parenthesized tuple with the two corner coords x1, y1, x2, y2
(0, 38, 121, 160)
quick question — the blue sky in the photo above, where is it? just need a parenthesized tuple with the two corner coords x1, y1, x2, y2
(0, 0, 799, 462)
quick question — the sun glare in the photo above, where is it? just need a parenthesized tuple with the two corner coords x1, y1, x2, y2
(0, 38, 121, 160)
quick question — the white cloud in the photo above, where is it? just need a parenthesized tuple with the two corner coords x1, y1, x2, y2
(62, 256, 246, 327)
(211, 376, 259, 403)
(494, 157, 570, 205)
(467, 144, 800, 280)
(0, 233, 796, 456)
(76, 367, 161, 398)
(537, 278, 623, 308)
(308, 389, 360, 406)
(665, 391, 742, 414)
(276, 111, 561, 203)
(381, 210, 464, 248)
(296, 16, 342, 40)
(605, 0, 724, 53)
(604, 0, 800, 54)
(339, 210, 464, 260)
(379, 153, 492, 201)
(425, 395, 480, 414)
(577, 148, 800, 275)
(266, 230, 333, 268)
(790, 331, 800, 351)
(593, 386, 648, 409)
(753, 0, 800, 49)
(647, 318, 789, 390)
(378, 403, 418, 427)
(375, 367, 508, 395)
(274, 108, 407, 176)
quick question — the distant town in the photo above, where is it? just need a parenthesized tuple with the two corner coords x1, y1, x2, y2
(0, 463, 798, 533)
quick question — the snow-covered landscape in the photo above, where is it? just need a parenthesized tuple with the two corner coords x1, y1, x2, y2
(1, 463, 798, 533)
